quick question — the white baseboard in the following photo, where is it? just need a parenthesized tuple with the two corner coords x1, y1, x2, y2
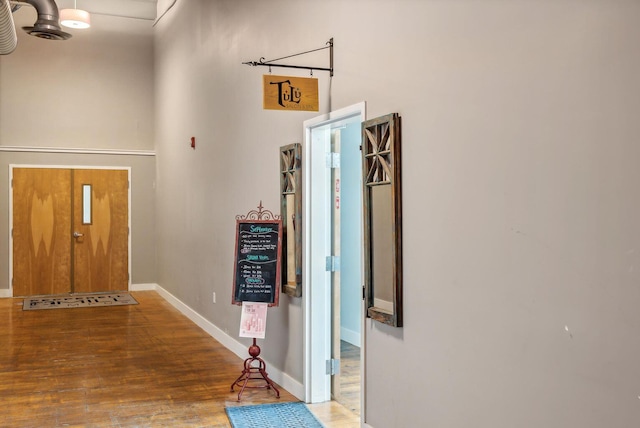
(0, 289, 12, 298)
(373, 297, 393, 313)
(130, 283, 158, 291)
(150, 284, 305, 400)
(340, 326, 361, 347)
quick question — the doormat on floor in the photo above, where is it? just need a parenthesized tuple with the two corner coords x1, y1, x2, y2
(226, 402, 324, 428)
(23, 293, 139, 311)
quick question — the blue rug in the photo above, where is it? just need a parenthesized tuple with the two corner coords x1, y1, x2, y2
(226, 402, 324, 428)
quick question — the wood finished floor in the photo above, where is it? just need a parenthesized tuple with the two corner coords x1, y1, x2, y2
(339, 340, 361, 416)
(0, 291, 359, 427)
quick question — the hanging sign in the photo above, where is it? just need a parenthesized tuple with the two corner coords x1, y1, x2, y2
(232, 219, 282, 307)
(263, 75, 319, 112)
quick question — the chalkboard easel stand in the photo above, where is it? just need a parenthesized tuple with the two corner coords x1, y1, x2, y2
(230, 338, 280, 401)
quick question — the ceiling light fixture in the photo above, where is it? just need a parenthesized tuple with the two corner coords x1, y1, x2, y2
(60, 0, 90, 29)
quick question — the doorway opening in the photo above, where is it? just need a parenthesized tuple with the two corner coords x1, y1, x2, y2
(303, 102, 365, 419)
(9, 166, 131, 297)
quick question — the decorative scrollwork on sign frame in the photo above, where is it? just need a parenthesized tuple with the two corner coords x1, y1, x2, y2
(236, 201, 281, 221)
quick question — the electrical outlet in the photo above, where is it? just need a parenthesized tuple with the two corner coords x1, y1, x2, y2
(212, 292, 216, 304)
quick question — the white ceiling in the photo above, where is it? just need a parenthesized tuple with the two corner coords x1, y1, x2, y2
(8, 0, 158, 36)
(54, 0, 158, 20)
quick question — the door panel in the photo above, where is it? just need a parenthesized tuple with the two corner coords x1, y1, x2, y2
(12, 168, 129, 296)
(73, 169, 129, 293)
(331, 130, 342, 400)
(12, 168, 72, 296)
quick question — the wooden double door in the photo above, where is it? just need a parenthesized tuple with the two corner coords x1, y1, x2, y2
(12, 168, 129, 297)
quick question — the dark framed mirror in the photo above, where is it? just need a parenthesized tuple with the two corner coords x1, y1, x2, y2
(362, 113, 402, 327)
(280, 143, 302, 297)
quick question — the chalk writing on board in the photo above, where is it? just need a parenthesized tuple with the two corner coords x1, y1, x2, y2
(233, 220, 281, 306)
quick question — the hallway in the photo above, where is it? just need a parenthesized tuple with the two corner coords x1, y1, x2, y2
(0, 291, 358, 427)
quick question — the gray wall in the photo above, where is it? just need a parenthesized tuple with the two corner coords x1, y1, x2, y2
(0, 152, 157, 289)
(0, 10, 156, 290)
(0, 10, 154, 151)
(155, 1, 640, 427)
(2, 1, 639, 427)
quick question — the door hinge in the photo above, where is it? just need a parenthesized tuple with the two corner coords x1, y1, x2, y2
(326, 152, 340, 169)
(326, 358, 340, 375)
(362, 285, 366, 300)
(325, 256, 340, 272)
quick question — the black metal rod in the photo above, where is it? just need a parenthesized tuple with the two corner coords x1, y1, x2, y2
(260, 45, 331, 65)
(242, 38, 334, 76)
(329, 37, 333, 77)
(242, 62, 333, 74)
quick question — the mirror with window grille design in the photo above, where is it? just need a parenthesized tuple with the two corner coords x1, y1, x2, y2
(280, 143, 302, 297)
(362, 113, 403, 327)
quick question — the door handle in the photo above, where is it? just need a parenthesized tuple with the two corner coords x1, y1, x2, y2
(73, 231, 84, 238)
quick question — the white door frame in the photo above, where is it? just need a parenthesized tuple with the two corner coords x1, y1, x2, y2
(302, 102, 366, 408)
(8, 164, 132, 297)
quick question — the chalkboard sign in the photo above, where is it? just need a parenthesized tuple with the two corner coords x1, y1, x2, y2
(232, 220, 282, 307)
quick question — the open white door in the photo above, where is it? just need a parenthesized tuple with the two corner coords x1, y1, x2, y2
(303, 102, 366, 421)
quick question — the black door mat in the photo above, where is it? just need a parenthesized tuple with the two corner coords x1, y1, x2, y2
(23, 293, 139, 310)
